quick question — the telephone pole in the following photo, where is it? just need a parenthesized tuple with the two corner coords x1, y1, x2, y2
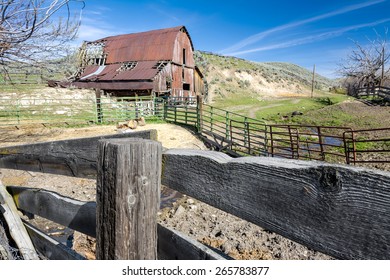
(311, 64, 316, 98)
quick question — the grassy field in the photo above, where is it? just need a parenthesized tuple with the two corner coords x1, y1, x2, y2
(0, 83, 48, 93)
(212, 92, 351, 124)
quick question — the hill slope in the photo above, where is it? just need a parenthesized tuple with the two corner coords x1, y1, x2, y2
(194, 51, 336, 103)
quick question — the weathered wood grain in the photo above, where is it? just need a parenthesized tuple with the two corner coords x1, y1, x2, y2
(161, 149, 390, 260)
(7, 186, 96, 237)
(0, 130, 157, 178)
(23, 221, 85, 260)
(96, 138, 162, 260)
(0, 181, 39, 260)
(8, 186, 227, 260)
(157, 224, 229, 260)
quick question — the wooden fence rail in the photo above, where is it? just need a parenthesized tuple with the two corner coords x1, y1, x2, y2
(1, 134, 390, 259)
(350, 86, 390, 101)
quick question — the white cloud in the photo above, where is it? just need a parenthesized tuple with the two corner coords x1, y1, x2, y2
(77, 24, 116, 41)
(225, 18, 390, 56)
(220, 0, 386, 54)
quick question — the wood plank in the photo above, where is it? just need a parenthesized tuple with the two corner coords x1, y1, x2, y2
(157, 224, 229, 260)
(7, 186, 96, 237)
(161, 149, 390, 260)
(23, 221, 85, 260)
(8, 186, 233, 260)
(0, 130, 158, 178)
(96, 138, 162, 260)
(0, 181, 39, 260)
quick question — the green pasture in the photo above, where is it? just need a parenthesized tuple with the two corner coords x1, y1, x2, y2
(212, 93, 351, 124)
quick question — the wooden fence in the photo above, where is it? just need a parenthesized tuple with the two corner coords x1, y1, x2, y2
(1, 130, 390, 259)
(350, 86, 390, 102)
(0, 130, 225, 260)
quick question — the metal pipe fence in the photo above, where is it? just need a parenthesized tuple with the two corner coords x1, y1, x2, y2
(163, 97, 390, 166)
(1, 95, 388, 166)
(0, 96, 165, 126)
(344, 128, 390, 164)
(267, 124, 352, 162)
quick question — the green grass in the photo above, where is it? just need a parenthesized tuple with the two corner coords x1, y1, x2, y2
(212, 93, 350, 124)
(0, 83, 47, 93)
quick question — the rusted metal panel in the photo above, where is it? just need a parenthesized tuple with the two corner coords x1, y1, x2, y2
(80, 65, 100, 77)
(101, 26, 193, 64)
(73, 81, 154, 90)
(173, 30, 195, 67)
(79, 61, 161, 81)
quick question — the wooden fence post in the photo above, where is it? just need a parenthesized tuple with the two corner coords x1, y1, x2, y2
(96, 138, 162, 260)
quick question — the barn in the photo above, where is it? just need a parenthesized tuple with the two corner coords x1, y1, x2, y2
(72, 26, 206, 99)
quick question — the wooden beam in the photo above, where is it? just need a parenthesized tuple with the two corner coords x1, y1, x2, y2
(7, 186, 96, 237)
(8, 186, 228, 260)
(23, 221, 85, 260)
(0, 181, 39, 260)
(161, 149, 390, 260)
(96, 138, 162, 260)
(157, 224, 229, 260)
(0, 130, 158, 178)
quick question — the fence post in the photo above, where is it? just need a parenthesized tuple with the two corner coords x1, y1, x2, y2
(196, 95, 203, 133)
(96, 138, 162, 260)
(95, 89, 103, 124)
(225, 111, 230, 140)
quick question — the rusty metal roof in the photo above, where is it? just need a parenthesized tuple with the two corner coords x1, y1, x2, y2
(73, 80, 154, 90)
(74, 26, 195, 91)
(79, 61, 163, 81)
(92, 26, 193, 64)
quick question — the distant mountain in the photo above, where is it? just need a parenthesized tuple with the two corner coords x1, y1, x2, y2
(194, 51, 336, 103)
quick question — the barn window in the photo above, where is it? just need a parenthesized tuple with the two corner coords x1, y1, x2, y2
(117, 61, 138, 72)
(154, 61, 168, 70)
(83, 42, 106, 66)
(183, 83, 190, 91)
(183, 48, 186, 65)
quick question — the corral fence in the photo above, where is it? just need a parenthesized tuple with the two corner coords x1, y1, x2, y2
(0, 69, 64, 85)
(0, 96, 164, 126)
(0, 94, 388, 165)
(164, 97, 268, 157)
(0, 132, 390, 260)
(349, 86, 390, 103)
(164, 97, 390, 165)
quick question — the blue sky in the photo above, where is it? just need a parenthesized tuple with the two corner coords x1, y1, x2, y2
(72, 0, 390, 78)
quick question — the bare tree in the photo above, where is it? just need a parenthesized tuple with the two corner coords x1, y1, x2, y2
(0, 0, 84, 71)
(338, 30, 389, 92)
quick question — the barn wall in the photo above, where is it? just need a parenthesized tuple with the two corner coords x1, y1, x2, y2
(172, 30, 195, 67)
(194, 70, 205, 96)
(153, 63, 173, 94)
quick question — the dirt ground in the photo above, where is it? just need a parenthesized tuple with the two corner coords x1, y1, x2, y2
(0, 121, 334, 260)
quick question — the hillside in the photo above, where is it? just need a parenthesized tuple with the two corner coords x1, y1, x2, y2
(194, 51, 336, 103)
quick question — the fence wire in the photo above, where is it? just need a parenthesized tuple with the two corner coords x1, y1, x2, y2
(0, 96, 165, 126)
